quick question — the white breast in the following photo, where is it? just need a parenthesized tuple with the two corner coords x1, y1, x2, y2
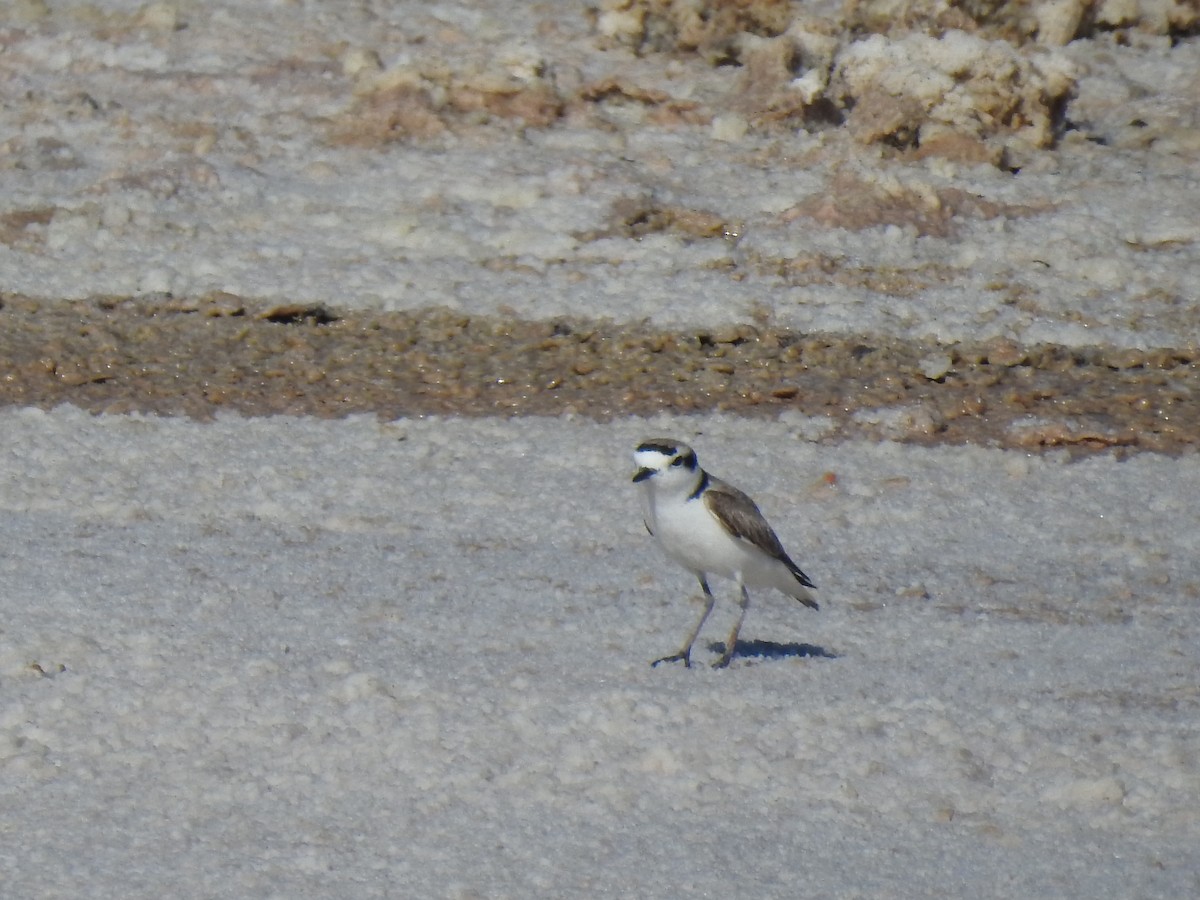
(645, 490, 757, 581)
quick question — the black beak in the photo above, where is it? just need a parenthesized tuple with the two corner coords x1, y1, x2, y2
(632, 467, 654, 483)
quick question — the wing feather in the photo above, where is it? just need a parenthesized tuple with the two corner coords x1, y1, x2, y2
(704, 483, 816, 590)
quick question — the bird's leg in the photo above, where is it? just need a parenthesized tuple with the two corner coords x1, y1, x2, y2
(652, 576, 716, 668)
(713, 581, 750, 669)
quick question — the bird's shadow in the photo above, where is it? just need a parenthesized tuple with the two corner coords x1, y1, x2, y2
(707, 639, 837, 662)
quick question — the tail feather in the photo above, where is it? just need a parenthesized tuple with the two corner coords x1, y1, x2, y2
(785, 560, 819, 610)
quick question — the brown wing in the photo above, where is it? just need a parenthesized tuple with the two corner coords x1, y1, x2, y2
(704, 483, 789, 559)
(704, 483, 816, 589)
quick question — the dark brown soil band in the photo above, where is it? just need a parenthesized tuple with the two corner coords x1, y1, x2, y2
(2, 293, 1195, 456)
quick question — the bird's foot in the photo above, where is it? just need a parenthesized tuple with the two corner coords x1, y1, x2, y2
(651, 651, 691, 668)
(711, 641, 737, 668)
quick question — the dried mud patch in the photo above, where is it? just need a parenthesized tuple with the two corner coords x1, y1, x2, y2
(1, 294, 1195, 457)
(780, 168, 1051, 238)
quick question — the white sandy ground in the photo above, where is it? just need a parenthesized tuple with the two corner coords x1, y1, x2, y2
(3, 2, 1200, 896)
(1, 407, 1198, 897)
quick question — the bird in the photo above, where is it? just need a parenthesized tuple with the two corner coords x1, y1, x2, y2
(632, 438, 818, 669)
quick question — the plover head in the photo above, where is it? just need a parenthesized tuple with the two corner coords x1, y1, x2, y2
(632, 438, 700, 492)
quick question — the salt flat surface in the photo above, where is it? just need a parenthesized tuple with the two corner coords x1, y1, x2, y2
(1, 408, 1198, 897)
(3, 2, 1200, 895)
(1, 1, 1198, 348)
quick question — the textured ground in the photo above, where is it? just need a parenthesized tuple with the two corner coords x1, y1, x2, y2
(2, 1, 1198, 454)
(1, 293, 1196, 454)
(1, 2, 1198, 897)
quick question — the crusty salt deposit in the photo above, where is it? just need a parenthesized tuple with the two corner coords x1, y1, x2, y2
(1, 2, 1198, 895)
(2, 1, 1198, 348)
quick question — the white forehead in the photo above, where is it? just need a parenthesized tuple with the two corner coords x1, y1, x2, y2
(634, 447, 670, 468)
(633, 440, 692, 468)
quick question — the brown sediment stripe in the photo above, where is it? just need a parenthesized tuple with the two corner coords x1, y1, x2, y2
(0, 293, 1195, 456)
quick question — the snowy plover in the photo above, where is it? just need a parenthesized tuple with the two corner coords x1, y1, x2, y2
(632, 438, 818, 669)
